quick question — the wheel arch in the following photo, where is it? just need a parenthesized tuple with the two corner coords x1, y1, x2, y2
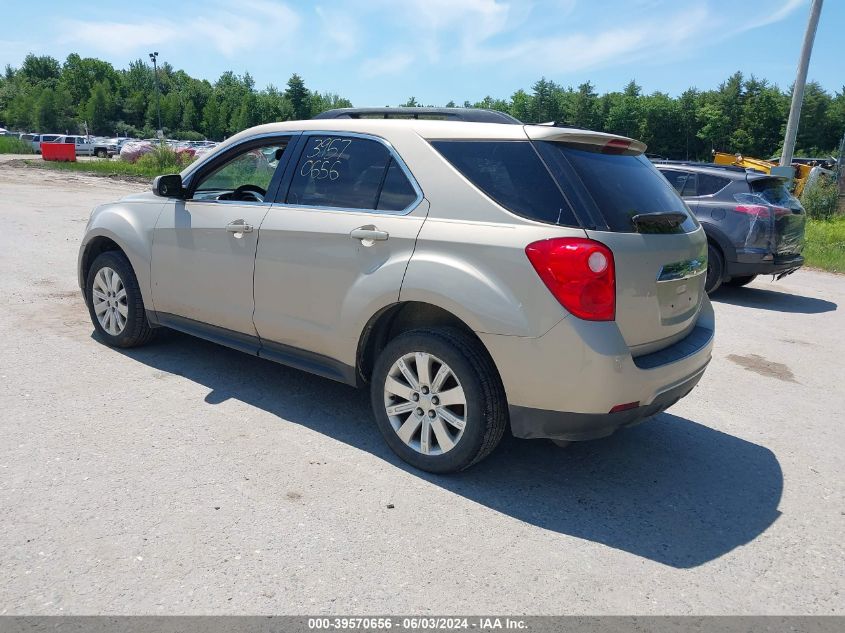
(79, 225, 155, 310)
(700, 222, 736, 265)
(355, 301, 498, 386)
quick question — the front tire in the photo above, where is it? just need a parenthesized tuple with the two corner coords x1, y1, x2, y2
(705, 242, 724, 294)
(371, 328, 507, 473)
(85, 250, 155, 348)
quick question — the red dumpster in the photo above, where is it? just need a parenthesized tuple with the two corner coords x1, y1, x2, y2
(41, 143, 76, 162)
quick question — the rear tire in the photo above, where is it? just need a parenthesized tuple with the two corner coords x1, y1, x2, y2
(370, 327, 507, 473)
(705, 242, 724, 294)
(95, 149, 108, 158)
(85, 250, 155, 348)
(726, 274, 757, 287)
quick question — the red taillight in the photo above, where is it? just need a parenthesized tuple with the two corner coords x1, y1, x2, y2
(603, 138, 631, 154)
(525, 238, 616, 321)
(735, 204, 771, 219)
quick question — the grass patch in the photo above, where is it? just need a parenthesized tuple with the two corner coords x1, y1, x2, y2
(804, 217, 845, 273)
(0, 136, 34, 154)
(22, 155, 190, 180)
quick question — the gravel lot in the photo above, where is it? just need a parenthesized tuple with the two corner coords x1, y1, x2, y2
(0, 164, 842, 615)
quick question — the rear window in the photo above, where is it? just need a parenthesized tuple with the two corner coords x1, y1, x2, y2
(536, 142, 697, 233)
(750, 178, 803, 211)
(431, 140, 578, 226)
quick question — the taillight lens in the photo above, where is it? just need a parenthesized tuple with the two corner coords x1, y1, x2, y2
(734, 204, 771, 219)
(525, 238, 616, 321)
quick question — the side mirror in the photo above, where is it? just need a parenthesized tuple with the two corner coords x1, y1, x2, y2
(152, 174, 185, 198)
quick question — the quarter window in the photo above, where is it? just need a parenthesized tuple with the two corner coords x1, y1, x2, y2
(287, 135, 408, 211)
(432, 140, 577, 226)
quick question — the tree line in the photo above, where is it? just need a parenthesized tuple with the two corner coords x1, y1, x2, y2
(2, 53, 843, 159)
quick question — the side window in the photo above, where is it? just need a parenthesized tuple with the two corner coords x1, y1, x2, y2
(659, 169, 690, 194)
(696, 173, 730, 196)
(193, 140, 290, 202)
(286, 135, 391, 210)
(681, 173, 698, 197)
(377, 159, 417, 211)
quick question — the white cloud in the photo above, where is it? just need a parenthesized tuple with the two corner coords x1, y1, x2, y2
(55, 1, 299, 58)
(360, 52, 415, 78)
(314, 5, 360, 60)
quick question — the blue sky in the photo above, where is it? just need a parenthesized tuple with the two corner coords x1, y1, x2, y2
(1, 0, 842, 104)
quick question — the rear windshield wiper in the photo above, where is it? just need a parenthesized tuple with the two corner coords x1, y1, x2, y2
(631, 212, 688, 232)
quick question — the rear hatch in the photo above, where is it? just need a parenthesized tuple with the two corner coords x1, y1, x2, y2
(527, 129, 707, 355)
(749, 177, 806, 256)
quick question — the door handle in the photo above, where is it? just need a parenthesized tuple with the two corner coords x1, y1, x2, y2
(226, 220, 253, 233)
(350, 227, 389, 242)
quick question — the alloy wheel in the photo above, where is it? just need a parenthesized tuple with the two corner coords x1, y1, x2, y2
(383, 352, 467, 455)
(92, 266, 128, 336)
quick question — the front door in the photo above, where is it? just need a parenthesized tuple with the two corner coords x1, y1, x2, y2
(151, 136, 296, 338)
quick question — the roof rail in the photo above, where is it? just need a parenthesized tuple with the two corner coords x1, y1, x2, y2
(312, 107, 522, 125)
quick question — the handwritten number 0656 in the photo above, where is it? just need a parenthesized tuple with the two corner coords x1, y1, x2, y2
(300, 159, 341, 180)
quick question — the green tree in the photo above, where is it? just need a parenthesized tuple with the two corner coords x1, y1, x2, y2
(285, 73, 310, 120)
(85, 81, 114, 134)
(571, 81, 599, 129)
(20, 54, 61, 85)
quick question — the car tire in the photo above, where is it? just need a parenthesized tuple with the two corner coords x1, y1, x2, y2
(370, 327, 507, 473)
(85, 250, 155, 348)
(726, 274, 757, 287)
(705, 242, 724, 294)
(95, 149, 107, 158)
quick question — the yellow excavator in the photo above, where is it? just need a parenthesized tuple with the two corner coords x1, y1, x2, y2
(712, 151, 813, 196)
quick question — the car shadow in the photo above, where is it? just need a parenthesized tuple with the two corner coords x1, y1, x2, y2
(109, 330, 783, 569)
(713, 285, 837, 314)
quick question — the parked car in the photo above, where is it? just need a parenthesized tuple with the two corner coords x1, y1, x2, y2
(34, 134, 62, 152)
(655, 161, 806, 293)
(53, 135, 118, 158)
(78, 108, 714, 473)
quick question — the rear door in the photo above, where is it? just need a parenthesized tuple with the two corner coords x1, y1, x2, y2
(253, 132, 426, 364)
(534, 141, 707, 355)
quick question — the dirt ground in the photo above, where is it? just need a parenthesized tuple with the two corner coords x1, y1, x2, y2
(0, 164, 843, 615)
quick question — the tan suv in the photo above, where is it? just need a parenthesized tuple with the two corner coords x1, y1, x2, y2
(78, 108, 714, 473)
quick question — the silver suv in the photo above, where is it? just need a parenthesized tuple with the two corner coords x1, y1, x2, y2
(78, 108, 714, 473)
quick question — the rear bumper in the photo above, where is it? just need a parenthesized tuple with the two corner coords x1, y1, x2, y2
(477, 298, 714, 441)
(510, 366, 706, 441)
(728, 252, 804, 277)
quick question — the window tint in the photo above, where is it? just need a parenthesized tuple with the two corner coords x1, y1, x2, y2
(680, 173, 698, 197)
(696, 173, 730, 196)
(431, 140, 577, 226)
(287, 136, 391, 210)
(537, 142, 695, 233)
(659, 169, 691, 194)
(377, 159, 417, 211)
(193, 140, 288, 201)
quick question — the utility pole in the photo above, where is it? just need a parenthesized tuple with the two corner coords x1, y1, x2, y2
(149, 51, 162, 137)
(779, 0, 823, 168)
